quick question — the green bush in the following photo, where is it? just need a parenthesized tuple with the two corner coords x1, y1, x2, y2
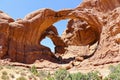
(45, 75, 55, 80)
(22, 64, 120, 80)
(2, 71, 8, 75)
(86, 71, 101, 80)
(45, 68, 101, 80)
(38, 70, 49, 80)
(104, 64, 120, 80)
(1, 75, 9, 80)
(16, 76, 27, 80)
(69, 71, 101, 80)
(69, 72, 86, 80)
(30, 65, 50, 79)
(29, 65, 39, 76)
(0, 66, 3, 70)
(54, 68, 70, 80)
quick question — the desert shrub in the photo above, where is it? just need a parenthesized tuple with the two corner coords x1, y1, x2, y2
(54, 68, 70, 80)
(16, 76, 27, 80)
(104, 64, 120, 80)
(69, 72, 86, 80)
(10, 73, 15, 78)
(69, 71, 101, 80)
(38, 70, 49, 80)
(109, 64, 120, 73)
(45, 74, 55, 80)
(45, 68, 101, 80)
(1, 75, 9, 80)
(29, 65, 39, 76)
(86, 71, 101, 80)
(2, 71, 8, 75)
(5, 65, 14, 69)
(30, 65, 50, 79)
(0, 66, 3, 70)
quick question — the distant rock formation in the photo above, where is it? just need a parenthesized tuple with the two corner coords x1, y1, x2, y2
(0, 0, 120, 64)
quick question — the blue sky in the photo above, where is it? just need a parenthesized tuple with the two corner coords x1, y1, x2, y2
(0, 0, 82, 52)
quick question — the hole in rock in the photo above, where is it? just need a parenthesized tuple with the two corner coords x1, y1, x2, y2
(54, 19, 69, 36)
(41, 37, 55, 52)
(41, 19, 69, 53)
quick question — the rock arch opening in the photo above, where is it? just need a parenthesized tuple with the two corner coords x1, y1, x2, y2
(41, 37, 55, 52)
(41, 20, 69, 53)
(54, 19, 69, 36)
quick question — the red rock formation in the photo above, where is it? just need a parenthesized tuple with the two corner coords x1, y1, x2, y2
(0, 0, 120, 65)
(62, 19, 99, 46)
(63, 0, 120, 65)
(0, 9, 75, 63)
(0, 11, 14, 58)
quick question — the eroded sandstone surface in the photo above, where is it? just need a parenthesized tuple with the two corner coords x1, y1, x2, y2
(0, 0, 120, 65)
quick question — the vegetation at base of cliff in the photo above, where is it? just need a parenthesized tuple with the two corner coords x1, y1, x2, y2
(29, 66, 102, 80)
(45, 68, 101, 80)
(30, 65, 39, 76)
(104, 64, 120, 80)
(30, 64, 120, 80)
(1, 64, 120, 80)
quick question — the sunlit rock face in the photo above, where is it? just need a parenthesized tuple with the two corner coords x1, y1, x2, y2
(61, 19, 99, 46)
(73, 0, 120, 65)
(0, 0, 120, 64)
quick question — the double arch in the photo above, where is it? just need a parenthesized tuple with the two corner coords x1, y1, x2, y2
(0, 8, 102, 63)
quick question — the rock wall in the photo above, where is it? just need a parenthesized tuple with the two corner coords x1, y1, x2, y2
(63, 0, 120, 65)
(0, 0, 120, 64)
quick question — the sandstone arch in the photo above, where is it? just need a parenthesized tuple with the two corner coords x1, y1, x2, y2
(0, 8, 101, 63)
